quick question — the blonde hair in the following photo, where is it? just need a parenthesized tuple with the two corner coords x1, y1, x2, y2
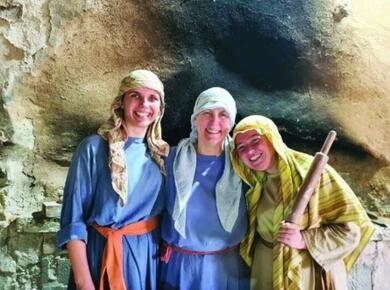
(98, 69, 169, 205)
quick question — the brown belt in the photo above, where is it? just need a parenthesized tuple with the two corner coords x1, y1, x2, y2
(257, 233, 274, 248)
(160, 242, 239, 263)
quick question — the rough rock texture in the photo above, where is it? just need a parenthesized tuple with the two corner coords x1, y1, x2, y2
(1, 0, 389, 217)
(0, 0, 389, 288)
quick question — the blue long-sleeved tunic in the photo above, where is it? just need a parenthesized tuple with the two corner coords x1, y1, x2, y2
(57, 135, 163, 290)
(159, 147, 250, 290)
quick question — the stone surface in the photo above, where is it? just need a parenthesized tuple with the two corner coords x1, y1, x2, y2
(367, 167, 390, 218)
(15, 217, 59, 234)
(56, 257, 70, 285)
(147, 0, 390, 164)
(43, 201, 62, 219)
(0, 276, 16, 290)
(14, 249, 40, 267)
(373, 241, 390, 290)
(42, 282, 67, 290)
(347, 226, 390, 290)
(372, 225, 390, 241)
(0, 0, 389, 289)
(41, 257, 57, 283)
(0, 225, 7, 246)
(15, 264, 40, 290)
(42, 234, 58, 255)
(349, 263, 373, 290)
(0, 147, 45, 220)
(0, 0, 388, 220)
(0, 203, 5, 221)
(0, 249, 17, 274)
(33, 157, 67, 200)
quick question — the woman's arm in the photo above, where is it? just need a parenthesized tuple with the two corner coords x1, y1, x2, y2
(301, 222, 361, 270)
(67, 240, 95, 290)
(58, 138, 98, 289)
(277, 222, 361, 272)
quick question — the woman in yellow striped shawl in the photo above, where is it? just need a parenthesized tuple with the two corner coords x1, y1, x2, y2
(230, 115, 374, 290)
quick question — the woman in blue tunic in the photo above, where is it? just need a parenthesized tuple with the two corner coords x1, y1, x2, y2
(159, 87, 250, 290)
(57, 69, 169, 290)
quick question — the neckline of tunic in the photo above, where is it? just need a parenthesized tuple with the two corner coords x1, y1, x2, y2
(265, 171, 280, 180)
(124, 137, 144, 149)
(262, 172, 281, 204)
(196, 153, 224, 162)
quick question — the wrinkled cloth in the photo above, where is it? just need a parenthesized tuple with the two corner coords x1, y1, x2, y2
(251, 174, 360, 290)
(172, 137, 242, 238)
(230, 115, 375, 290)
(160, 148, 250, 290)
(173, 87, 241, 238)
(98, 69, 169, 205)
(92, 217, 158, 290)
(57, 136, 164, 290)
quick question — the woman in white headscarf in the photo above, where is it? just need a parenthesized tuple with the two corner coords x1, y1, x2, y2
(159, 87, 250, 290)
(58, 70, 169, 290)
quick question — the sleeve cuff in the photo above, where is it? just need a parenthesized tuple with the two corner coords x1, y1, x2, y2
(302, 223, 361, 271)
(302, 230, 328, 270)
(57, 222, 88, 249)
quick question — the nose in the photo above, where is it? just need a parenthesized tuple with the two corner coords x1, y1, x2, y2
(205, 113, 217, 126)
(139, 96, 148, 106)
(211, 112, 225, 123)
(248, 147, 256, 155)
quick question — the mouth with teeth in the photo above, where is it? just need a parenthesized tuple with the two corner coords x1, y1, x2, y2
(134, 110, 152, 120)
(249, 152, 264, 165)
(205, 128, 221, 135)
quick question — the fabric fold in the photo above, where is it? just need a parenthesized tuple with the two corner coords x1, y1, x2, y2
(172, 137, 242, 238)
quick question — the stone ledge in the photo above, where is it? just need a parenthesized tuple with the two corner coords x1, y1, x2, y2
(15, 218, 59, 234)
(43, 201, 62, 219)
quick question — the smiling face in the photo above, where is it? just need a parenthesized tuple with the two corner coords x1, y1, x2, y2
(195, 108, 231, 154)
(235, 129, 278, 173)
(122, 87, 161, 137)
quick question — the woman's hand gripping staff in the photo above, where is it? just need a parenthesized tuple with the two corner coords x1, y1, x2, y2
(278, 131, 337, 249)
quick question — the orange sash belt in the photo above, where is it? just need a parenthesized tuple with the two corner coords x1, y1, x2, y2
(92, 216, 158, 290)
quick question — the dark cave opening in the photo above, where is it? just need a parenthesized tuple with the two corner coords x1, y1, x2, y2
(214, 22, 308, 91)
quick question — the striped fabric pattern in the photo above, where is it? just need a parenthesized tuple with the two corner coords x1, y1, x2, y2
(230, 115, 375, 290)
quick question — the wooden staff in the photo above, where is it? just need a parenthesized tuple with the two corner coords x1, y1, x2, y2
(286, 130, 337, 225)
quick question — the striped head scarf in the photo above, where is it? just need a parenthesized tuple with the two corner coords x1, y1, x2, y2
(230, 115, 374, 290)
(98, 69, 169, 205)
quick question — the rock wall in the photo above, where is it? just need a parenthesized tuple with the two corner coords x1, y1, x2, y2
(0, 0, 389, 288)
(0, 206, 389, 289)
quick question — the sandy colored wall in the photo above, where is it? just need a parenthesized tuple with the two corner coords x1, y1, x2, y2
(0, 0, 389, 289)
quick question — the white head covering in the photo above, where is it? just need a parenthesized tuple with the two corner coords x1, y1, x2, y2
(172, 87, 242, 238)
(189, 87, 237, 142)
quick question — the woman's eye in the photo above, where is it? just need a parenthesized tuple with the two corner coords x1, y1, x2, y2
(129, 92, 139, 98)
(236, 145, 245, 152)
(150, 95, 159, 102)
(252, 138, 261, 144)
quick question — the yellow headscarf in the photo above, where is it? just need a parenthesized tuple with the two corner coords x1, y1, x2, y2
(230, 115, 374, 290)
(98, 69, 169, 205)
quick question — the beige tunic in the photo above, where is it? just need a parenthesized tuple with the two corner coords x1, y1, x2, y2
(251, 173, 280, 290)
(250, 173, 361, 290)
